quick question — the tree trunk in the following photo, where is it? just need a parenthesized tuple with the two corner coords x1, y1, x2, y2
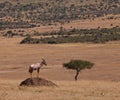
(75, 70, 80, 81)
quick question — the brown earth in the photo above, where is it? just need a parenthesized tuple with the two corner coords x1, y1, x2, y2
(19, 77, 57, 87)
(0, 37, 120, 82)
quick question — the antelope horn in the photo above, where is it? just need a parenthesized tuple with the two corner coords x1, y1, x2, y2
(42, 58, 45, 61)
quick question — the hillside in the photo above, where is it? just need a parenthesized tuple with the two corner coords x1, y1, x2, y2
(0, 0, 120, 29)
(0, 0, 120, 4)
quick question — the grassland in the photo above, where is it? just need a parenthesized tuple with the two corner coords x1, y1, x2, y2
(0, 34, 120, 100)
(0, 1, 119, 100)
(1, 15, 120, 36)
(0, 80, 120, 100)
(0, 37, 120, 81)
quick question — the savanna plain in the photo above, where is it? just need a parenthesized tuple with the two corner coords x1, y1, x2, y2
(0, 37, 120, 100)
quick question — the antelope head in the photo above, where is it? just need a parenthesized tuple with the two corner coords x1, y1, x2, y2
(41, 58, 47, 66)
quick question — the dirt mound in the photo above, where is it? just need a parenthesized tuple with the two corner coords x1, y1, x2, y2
(19, 77, 57, 87)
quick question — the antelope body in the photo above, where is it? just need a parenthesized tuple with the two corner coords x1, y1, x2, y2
(29, 59, 47, 78)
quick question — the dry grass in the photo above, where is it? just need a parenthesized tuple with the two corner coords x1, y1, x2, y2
(0, 37, 120, 81)
(0, 1, 119, 99)
(0, 31, 120, 99)
(0, 80, 120, 100)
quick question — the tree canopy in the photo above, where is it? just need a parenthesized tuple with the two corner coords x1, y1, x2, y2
(63, 59, 94, 80)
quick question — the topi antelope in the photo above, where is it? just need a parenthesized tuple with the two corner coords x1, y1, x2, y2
(29, 58, 47, 78)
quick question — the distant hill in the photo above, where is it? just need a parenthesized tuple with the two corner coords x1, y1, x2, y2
(0, 0, 119, 5)
(0, 0, 120, 29)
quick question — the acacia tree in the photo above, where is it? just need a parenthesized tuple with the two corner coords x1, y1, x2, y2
(63, 60, 94, 81)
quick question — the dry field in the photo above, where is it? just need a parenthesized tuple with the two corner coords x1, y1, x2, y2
(0, 80, 120, 100)
(0, 37, 120, 100)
